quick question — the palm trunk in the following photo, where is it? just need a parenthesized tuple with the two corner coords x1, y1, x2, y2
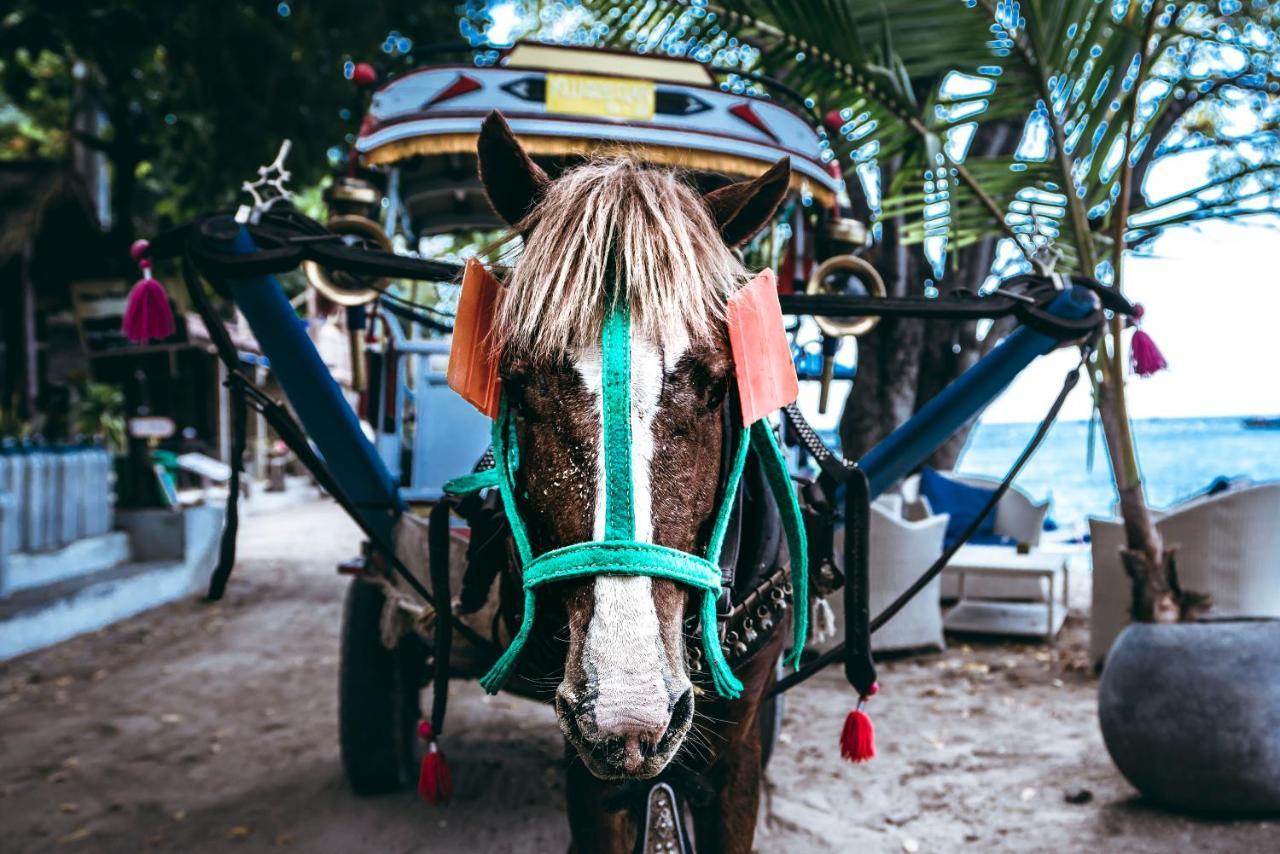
(1090, 7, 1206, 623)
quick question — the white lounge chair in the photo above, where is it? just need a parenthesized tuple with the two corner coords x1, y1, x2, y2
(900, 471, 1051, 600)
(1089, 481, 1280, 667)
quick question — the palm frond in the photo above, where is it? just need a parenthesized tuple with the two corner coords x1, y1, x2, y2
(581, 0, 1279, 276)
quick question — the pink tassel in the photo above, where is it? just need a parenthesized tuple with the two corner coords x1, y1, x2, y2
(122, 277, 175, 343)
(122, 239, 175, 344)
(1130, 330, 1167, 377)
(417, 721, 454, 804)
(1128, 303, 1167, 377)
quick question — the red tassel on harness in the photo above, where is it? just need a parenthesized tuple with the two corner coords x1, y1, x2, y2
(840, 682, 878, 763)
(840, 709, 876, 762)
(1128, 303, 1167, 378)
(417, 721, 454, 804)
(122, 239, 176, 343)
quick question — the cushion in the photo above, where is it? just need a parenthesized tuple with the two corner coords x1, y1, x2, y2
(918, 467, 998, 545)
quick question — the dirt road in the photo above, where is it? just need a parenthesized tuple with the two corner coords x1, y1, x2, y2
(1, 498, 1272, 852)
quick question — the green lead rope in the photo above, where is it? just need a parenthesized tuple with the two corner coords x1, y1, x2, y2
(445, 298, 808, 699)
(751, 420, 809, 669)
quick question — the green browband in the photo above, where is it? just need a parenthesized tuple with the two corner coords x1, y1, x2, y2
(445, 297, 808, 699)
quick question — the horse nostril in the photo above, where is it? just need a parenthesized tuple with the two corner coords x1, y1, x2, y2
(670, 688, 694, 731)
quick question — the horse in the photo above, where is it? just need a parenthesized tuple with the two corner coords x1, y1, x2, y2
(468, 111, 799, 853)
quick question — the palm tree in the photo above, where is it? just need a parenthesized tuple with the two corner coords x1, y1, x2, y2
(582, 0, 1280, 619)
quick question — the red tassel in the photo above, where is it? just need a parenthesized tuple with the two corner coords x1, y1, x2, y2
(122, 239, 175, 343)
(840, 708, 876, 763)
(1128, 303, 1167, 378)
(417, 721, 453, 804)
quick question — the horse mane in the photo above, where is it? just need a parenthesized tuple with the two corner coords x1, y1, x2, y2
(494, 158, 750, 360)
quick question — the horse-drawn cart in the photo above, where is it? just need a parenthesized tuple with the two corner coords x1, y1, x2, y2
(139, 40, 1129, 853)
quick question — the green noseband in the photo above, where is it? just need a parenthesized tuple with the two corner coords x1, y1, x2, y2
(445, 297, 808, 699)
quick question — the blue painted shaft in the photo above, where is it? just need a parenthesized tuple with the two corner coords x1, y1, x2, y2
(214, 219, 402, 539)
(858, 287, 1095, 498)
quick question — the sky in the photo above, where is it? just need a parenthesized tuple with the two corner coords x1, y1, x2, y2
(984, 212, 1280, 421)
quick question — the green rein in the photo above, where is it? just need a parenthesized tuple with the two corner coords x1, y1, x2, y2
(444, 299, 808, 699)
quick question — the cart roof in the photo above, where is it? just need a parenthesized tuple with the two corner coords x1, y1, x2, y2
(356, 43, 841, 208)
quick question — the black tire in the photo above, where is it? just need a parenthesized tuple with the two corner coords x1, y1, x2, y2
(758, 656, 786, 768)
(338, 577, 427, 795)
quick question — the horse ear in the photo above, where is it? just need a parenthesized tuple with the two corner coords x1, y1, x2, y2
(703, 157, 791, 247)
(477, 111, 550, 228)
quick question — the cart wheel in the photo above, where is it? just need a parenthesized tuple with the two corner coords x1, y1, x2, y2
(339, 576, 428, 795)
(758, 656, 786, 769)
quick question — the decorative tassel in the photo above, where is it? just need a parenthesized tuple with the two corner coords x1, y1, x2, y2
(122, 239, 176, 343)
(417, 721, 454, 804)
(1128, 303, 1167, 377)
(840, 683, 878, 763)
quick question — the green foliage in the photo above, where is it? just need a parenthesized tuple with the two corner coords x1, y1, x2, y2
(584, 0, 1280, 276)
(72, 381, 125, 452)
(0, 47, 73, 158)
(0, 0, 461, 233)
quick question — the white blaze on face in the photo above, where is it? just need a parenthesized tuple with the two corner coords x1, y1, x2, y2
(573, 332, 688, 734)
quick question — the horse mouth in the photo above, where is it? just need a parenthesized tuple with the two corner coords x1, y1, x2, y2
(556, 688, 695, 781)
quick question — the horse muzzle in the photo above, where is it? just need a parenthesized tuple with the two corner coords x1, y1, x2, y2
(555, 684, 695, 780)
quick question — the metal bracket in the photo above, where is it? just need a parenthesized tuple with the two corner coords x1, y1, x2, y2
(235, 140, 295, 224)
(638, 782, 692, 854)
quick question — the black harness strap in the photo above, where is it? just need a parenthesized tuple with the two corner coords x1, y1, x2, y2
(782, 402, 850, 482)
(428, 500, 455, 737)
(206, 374, 248, 601)
(842, 466, 877, 698)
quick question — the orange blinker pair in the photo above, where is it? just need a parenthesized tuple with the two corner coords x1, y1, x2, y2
(447, 259, 798, 426)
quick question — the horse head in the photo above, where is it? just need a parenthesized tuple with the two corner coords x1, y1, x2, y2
(476, 112, 789, 780)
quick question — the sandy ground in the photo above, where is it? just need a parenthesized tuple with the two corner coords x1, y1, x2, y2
(1, 497, 1274, 853)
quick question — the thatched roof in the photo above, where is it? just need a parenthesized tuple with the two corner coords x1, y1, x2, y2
(0, 160, 100, 265)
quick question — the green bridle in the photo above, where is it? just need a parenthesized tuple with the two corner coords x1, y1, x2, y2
(445, 297, 808, 699)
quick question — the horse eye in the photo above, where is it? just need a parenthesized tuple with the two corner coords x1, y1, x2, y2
(704, 375, 728, 411)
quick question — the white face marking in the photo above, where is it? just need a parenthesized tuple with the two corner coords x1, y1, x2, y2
(571, 326, 690, 736)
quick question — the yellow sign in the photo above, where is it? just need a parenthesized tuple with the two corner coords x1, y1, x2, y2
(546, 72, 655, 121)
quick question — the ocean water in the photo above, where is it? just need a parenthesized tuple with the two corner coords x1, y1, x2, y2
(956, 416, 1280, 534)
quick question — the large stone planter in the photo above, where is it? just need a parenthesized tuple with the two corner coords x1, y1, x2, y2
(1098, 620, 1280, 815)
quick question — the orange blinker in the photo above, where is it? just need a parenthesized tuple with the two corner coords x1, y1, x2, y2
(446, 258, 502, 418)
(727, 268, 799, 426)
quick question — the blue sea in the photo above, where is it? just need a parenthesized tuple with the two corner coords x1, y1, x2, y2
(956, 417, 1280, 534)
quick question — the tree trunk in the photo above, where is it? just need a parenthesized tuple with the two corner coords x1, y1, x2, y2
(837, 234, 1007, 473)
(1095, 341, 1206, 622)
(839, 121, 1019, 472)
(838, 216, 926, 462)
